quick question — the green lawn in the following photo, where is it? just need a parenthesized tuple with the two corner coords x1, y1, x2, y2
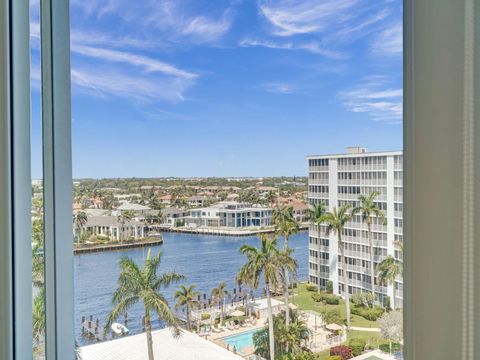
(291, 284, 379, 328)
(313, 331, 390, 359)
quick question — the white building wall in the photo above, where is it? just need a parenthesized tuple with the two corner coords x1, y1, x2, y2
(307, 150, 403, 307)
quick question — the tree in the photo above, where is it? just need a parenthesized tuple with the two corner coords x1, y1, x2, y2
(237, 234, 297, 360)
(117, 210, 135, 242)
(306, 202, 327, 293)
(377, 254, 403, 310)
(174, 284, 199, 330)
(253, 310, 310, 359)
(273, 205, 300, 327)
(211, 282, 228, 325)
(353, 192, 386, 301)
(74, 211, 88, 247)
(323, 204, 353, 329)
(32, 288, 45, 343)
(105, 250, 184, 360)
(378, 310, 403, 353)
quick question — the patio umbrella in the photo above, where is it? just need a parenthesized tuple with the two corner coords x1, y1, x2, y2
(326, 323, 343, 332)
(230, 310, 245, 317)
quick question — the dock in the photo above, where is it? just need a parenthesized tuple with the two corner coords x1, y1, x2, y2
(74, 238, 163, 255)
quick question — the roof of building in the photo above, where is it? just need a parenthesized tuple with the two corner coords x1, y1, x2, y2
(117, 203, 151, 211)
(80, 328, 244, 360)
(161, 207, 187, 216)
(307, 149, 402, 159)
(85, 216, 144, 227)
(249, 298, 283, 310)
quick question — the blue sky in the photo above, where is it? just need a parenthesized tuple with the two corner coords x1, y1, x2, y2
(30, 0, 403, 179)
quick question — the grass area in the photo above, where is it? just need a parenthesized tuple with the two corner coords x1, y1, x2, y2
(291, 284, 379, 328)
(313, 332, 390, 359)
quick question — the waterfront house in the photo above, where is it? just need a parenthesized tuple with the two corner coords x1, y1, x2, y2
(81, 216, 146, 241)
(185, 201, 272, 229)
(160, 207, 188, 227)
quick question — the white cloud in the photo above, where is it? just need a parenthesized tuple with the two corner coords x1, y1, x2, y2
(70, 67, 194, 103)
(370, 23, 402, 55)
(72, 45, 197, 79)
(70, 0, 233, 44)
(261, 82, 296, 94)
(239, 38, 343, 58)
(340, 81, 402, 122)
(181, 14, 233, 43)
(259, 0, 360, 36)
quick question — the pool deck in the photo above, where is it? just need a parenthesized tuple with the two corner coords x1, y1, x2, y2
(208, 322, 265, 357)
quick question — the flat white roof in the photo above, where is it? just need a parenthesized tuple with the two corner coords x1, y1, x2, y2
(249, 298, 283, 310)
(306, 150, 402, 160)
(80, 328, 244, 360)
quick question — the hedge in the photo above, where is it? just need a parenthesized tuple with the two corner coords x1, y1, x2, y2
(311, 292, 341, 305)
(330, 345, 353, 360)
(348, 338, 366, 356)
(351, 305, 384, 321)
(379, 343, 402, 353)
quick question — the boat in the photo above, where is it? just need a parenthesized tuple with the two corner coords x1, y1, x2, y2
(111, 322, 129, 335)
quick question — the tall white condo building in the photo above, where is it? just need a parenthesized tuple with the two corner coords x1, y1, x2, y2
(307, 147, 403, 308)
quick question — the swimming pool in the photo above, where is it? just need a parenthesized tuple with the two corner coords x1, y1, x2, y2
(221, 329, 261, 355)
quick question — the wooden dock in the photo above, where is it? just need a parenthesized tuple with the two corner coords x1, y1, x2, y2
(74, 238, 163, 255)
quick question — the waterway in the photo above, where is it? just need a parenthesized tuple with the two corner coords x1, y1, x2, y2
(74, 230, 308, 344)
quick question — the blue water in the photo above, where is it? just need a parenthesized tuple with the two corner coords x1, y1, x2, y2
(222, 329, 260, 355)
(74, 231, 308, 344)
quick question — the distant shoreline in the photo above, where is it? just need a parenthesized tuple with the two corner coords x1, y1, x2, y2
(162, 225, 308, 237)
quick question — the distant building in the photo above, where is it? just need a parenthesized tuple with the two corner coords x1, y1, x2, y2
(185, 201, 272, 228)
(187, 195, 210, 208)
(160, 207, 189, 227)
(81, 216, 146, 241)
(307, 147, 403, 307)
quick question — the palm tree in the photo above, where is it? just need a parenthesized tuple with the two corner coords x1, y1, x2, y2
(32, 288, 45, 342)
(253, 309, 310, 359)
(117, 210, 135, 242)
(74, 211, 88, 247)
(174, 284, 199, 330)
(306, 201, 327, 293)
(272, 205, 299, 327)
(211, 282, 227, 325)
(377, 242, 403, 310)
(323, 204, 353, 329)
(237, 234, 297, 360)
(105, 250, 184, 360)
(353, 192, 387, 301)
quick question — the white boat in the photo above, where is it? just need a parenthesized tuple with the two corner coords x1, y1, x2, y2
(111, 322, 129, 335)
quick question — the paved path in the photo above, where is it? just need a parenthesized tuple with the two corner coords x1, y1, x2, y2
(350, 326, 380, 332)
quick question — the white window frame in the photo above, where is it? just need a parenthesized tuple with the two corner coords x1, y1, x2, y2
(40, 0, 74, 358)
(0, 0, 74, 359)
(0, 0, 478, 359)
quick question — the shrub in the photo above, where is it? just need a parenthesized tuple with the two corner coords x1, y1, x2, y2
(383, 295, 391, 310)
(350, 293, 375, 308)
(319, 308, 343, 325)
(306, 284, 318, 292)
(330, 345, 353, 360)
(326, 280, 333, 294)
(348, 338, 366, 356)
(351, 305, 384, 321)
(379, 342, 401, 353)
(311, 292, 341, 305)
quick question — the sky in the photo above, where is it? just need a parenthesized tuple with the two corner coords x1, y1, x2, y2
(30, 0, 403, 179)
